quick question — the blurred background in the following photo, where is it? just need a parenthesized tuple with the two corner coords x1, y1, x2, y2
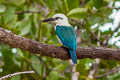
(0, 0, 120, 80)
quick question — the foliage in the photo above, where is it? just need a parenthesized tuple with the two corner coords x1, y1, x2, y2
(0, 0, 120, 80)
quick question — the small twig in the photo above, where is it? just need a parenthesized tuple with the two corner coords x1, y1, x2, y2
(76, 27, 82, 45)
(90, 31, 102, 44)
(70, 19, 84, 28)
(103, 23, 120, 46)
(16, 5, 49, 16)
(87, 58, 101, 80)
(16, 10, 40, 14)
(71, 19, 103, 45)
(87, 32, 101, 80)
(0, 71, 35, 80)
(68, 60, 80, 80)
(95, 67, 120, 78)
(107, 6, 120, 10)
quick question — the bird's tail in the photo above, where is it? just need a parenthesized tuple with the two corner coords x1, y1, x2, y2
(69, 49, 77, 64)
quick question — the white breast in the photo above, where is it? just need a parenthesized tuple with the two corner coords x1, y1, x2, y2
(56, 35, 63, 45)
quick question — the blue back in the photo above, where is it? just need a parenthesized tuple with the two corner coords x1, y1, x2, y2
(56, 25, 76, 50)
(56, 25, 77, 64)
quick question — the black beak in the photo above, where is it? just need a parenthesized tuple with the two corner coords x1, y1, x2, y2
(41, 18, 55, 22)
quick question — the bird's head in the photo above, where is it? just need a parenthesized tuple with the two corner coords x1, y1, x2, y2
(42, 13, 70, 26)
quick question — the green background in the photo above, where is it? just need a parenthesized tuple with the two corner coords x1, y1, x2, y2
(0, 0, 120, 80)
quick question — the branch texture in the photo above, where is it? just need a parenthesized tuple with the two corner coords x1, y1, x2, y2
(0, 28, 120, 60)
(0, 71, 35, 80)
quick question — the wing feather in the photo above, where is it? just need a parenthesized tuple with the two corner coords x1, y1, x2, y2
(56, 25, 76, 49)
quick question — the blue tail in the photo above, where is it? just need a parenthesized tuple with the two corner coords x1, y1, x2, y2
(69, 49, 77, 64)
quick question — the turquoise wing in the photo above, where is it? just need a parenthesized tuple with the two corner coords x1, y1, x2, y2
(56, 25, 76, 49)
(56, 25, 77, 64)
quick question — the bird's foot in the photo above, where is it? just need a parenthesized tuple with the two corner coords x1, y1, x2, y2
(61, 46, 68, 51)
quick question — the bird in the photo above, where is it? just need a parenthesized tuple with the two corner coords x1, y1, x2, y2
(42, 13, 77, 64)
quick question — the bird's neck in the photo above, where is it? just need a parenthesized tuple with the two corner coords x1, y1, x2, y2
(54, 24, 71, 31)
(56, 22, 71, 26)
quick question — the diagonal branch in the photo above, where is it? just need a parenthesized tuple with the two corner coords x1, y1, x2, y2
(0, 71, 35, 80)
(0, 27, 120, 60)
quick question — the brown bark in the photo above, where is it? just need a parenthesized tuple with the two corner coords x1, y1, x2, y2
(0, 28, 120, 60)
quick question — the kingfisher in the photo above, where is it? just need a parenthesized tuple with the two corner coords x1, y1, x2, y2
(42, 14, 77, 64)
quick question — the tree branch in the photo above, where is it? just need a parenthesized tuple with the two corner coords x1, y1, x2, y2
(0, 28, 120, 60)
(16, 10, 40, 14)
(0, 71, 35, 80)
(107, 6, 120, 10)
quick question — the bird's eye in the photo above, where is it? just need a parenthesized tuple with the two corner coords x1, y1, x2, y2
(55, 17, 63, 20)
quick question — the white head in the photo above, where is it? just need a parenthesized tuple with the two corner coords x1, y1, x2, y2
(52, 14, 70, 26)
(42, 13, 70, 26)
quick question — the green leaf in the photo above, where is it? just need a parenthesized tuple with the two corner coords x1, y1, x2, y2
(67, 8, 88, 18)
(34, 0, 45, 5)
(0, 0, 4, 3)
(56, 64, 68, 72)
(10, 75, 21, 80)
(3, 6, 17, 27)
(92, 0, 107, 9)
(100, 60, 117, 69)
(88, 15, 101, 25)
(30, 14, 36, 36)
(46, 71, 59, 80)
(61, 0, 69, 13)
(46, 0, 55, 10)
(7, 0, 25, 6)
(55, 0, 69, 13)
(31, 55, 43, 75)
(67, 0, 79, 10)
(16, 20, 31, 36)
(0, 4, 6, 13)
(1, 44, 20, 74)
(110, 73, 120, 80)
(55, 0, 64, 13)
(0, 14, 4, 25)
(76, 59, 89, 75)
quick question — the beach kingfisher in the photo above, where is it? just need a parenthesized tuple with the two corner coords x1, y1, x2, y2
(42, 13, 77, 64)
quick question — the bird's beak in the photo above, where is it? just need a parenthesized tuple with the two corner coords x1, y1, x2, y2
(41, 18, 55, 22)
